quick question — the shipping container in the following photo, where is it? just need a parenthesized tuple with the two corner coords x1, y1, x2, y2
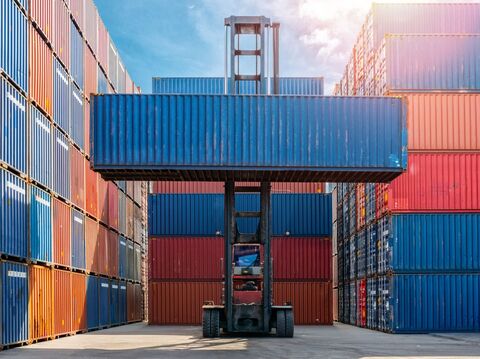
(30, 105, 52, 187)
(99, 277, 109, 327)
(134, 243, 141, 282)
(0, 261, 28, 346)
(53, 57, 70, 134)
(70, 21, 83, 90)
(1, 76, 27, 174)
(117, 60, 126, 92)
(53, 198, 70, 267)
(84, 46, 97, 102)
(356, 279, 366, 328)
(97, 19, 108, 73)
(85, 217, 99, 274)
(148, 281, 222, 325)
(71, 208, 85, 269)
(107, 181, 118, 229)
(333, 287, 338, 322)
(365, 183, 375, 224)
(97, 176, 108, 224)
(134, 283, 143, 321)
(118, 191, 126, 235)
(30, 185, 52, 263)
(110, 279, 119, 325)
(29, 264, 53, 341)
(356, 229, 366, 279)
(387, 153, 480, 212)
(84, 96, 90, 156)
(118, 235, 127, 279)
(91, 95, 407, 182)
(84, 0, 97, 53)
(349, 281, 356, 325)
(53, 127, 70, 200)
(126, 239, 134, 280)
(148, 193, 332, 237)
(366, 223, 377, 277)
(70, 0, 84, 33)
(86, 275, 99, 330)
(126, 181, 134, 199)
(85, 158, 98, 217)
(98, 225, 108, 275)
(152, 77, 325, 95)
(0, 0, 28, 92)
(71, 272, 86, 332)
(53, 0, 69, 68)
(133, 205, 142, 244)
(126, 282, 135, 322)
(108, 230, 118, 278)
(29, 25, 53, 117)
(126, 197, 134, 239)
(97, 65, 108, 94)
(108, 41, 117, 89)
(0, 169, 27, 258)
(349, 235, 356, 280)
(366, 278, 377, 329)
(71, 84, 84, 149)
(119, 280, 127, 324)
(70, 144, 85, 210)
(273, 281, 332, 325)
(53, 269, 72, 336)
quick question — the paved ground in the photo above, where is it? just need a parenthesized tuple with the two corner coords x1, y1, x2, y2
(2, 323, 480, 358)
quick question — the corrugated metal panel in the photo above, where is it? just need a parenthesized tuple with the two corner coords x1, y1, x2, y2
(356, 229, 366, 278)
(98, 225, 108, 275)
(30, 185, 52, 263)
(97, 65, 108, 94)
(126, 197, 134, 238)
(30, 104, 52, 187)
(0, 261, 28, 346)
(71, 84, 84, 149)
(53, 0, 69, 69)
(99, 277, 110, 326)
(117, 60, 126, 92)
(29, 264, 53, 341)
(84, 95, 90, 156)
(366, 278, 377, 329)
(151, 181, 325, 193)
(108, 230, 118, 278)
(71, 208, 85, 269)
(356, 279, 366, 327)
(0, 169, 27, 258)
(97, 18, 108, 73)
(349, 281, 356, 325)
(107, 181, 118, 229)
(0, 0, 28, 92)
(148, 281, 222, 325)
(380, 35, 480, 93)
(366, 223, 377, 277)
(133, 205, 142, 244)
(29, 0, 52, 42)
(126, 181, 134, 199)
(53, 198, 70, 267)
(84, 47, 97, 102)
(70, 21, 83, 90)
(71, 272, 86, 331)
(85, 158, 98, 217)
(85, 217, 98, 274)
(118, 235, 127, 279)
(119, 280, 127, 324)
(134, 243, 141, 282)
(332, 254, 338, 288)
(91, 95, 407, 182)
(53, 269, 72, 336)
(126, 239, 134, 280)
(126, 282, 134, 322)
(98, 176, 108, 224)
(148, 194, 332, 237)
(110, 279, 119, 325)
(70, 144, 85, 209)
(86, 275, 99, 329)
(333, 287, 338, 322)
(29, 25, 53, 117)
(134, 283, 143, 321)
(83, 0, 97, 54)
(382, 273, 480, 333)
(108, 41, 117, 89)
(152, 77, 324, 95)
(1, 76, 27, 174)
(388, 153, 480, 212)
(53, 127, 70, 200)
(70, 0, 84, 33)
(118, 190, 126, 235)
(53, 58, 70, 134)
(273, 281, 332, 325)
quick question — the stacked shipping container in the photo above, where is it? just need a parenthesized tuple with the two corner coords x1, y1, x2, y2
(335, 3, 480, 333)
(0, 0, 145, 349)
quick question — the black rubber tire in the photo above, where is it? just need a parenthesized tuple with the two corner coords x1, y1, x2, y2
(285, 309, 294, 338)
(210, 309, 220, 337)
(276, 310, 286, 337)
(202, 310, 212, 338)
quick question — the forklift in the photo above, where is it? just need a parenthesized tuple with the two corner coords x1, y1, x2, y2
(202, 16, 294, 338)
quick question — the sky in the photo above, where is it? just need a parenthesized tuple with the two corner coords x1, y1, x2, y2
(94, 0, 472, 94)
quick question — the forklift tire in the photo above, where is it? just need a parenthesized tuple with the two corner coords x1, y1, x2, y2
(202, 309, 220, 338)
(285, 309, 294, 338)
(276, 310, 286, 337)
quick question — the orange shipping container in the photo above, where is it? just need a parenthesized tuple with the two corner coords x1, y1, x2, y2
(98, 177, 109, 224)
(134, 283, 143, 321)
(85, 158, 98, 217)
(30, 0, 53, 42)
(85, 217, 99, 273)
(108, 230, 119, 277)
(70, 145, 85, 210)
(152, 181, 325, 193)
(108, 182, 119, 229)
(71, 272, 87, 331)
(53, 198, 71, 267)
(29, 26, 53, 117)
(70, 0, 84, 33)
(98, 224, 108, 276)
(127, 282, 135, 322)
(29, 265, 53, 341)
(53, 269, 72, 336)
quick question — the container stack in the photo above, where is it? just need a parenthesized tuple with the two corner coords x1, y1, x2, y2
(335, 3, 480, 333)
(148, 187, 333, 325)
(0, 0, 145, 349)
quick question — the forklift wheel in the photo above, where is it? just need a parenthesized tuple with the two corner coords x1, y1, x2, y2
(285, 309, 294, 338)
(277, 310, 294, 338)
(202, 309, 220, 338)
(276, 310, 286, 337)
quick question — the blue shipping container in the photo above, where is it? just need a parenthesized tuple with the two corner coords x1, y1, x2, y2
(0, 0, 28, 92)
(70, 21, 83, 90)
(91, 95, 407, 182)
(0, 261, 28, 346)
(119, 280, 127, 323)
(99, 277, 110, 326)
(356, 229, 366, 278)
(349, 235, 356, 280)
(366, 278, 377, 330)
(29, 104, 52, 188)
(86, 275, 99, 329)
(71, 84, 84, 149)
(118, 235, 127, 279)
(110, 280, 119, 325)
(366, 223, 377, 276)
(1, 76, 27, 174)
(30, 185, 52, 262)
(148, 193, 332, 237)
(71, 208, 85, 269)
(0, 168, 27, 258)
(98, 65, 108, 94)
(380, 273, 480, 333)
(53, 127, 70, 200)
(53, 58, 70, 134)
(126, 239, 134, 281)
(152, 77, 324, 95)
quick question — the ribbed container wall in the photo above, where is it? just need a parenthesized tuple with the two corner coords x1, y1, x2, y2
(29, 105, 52, 188)
(53, 58, 70, 134)
(71, 272, 86, 332)
(53, 0, 69, 69)
(29, 265, 53, 341)
(86, 275, 99, 330)
(29, 185, 52, 263)
(70, 145, 85, 209)
(53, 127, 70, 200)
(53, 269, 72, 336)
(53, 198, 70, 267)
(71, 209, 85, 270)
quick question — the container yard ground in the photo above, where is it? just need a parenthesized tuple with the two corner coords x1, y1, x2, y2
(2, 323, 480, 359)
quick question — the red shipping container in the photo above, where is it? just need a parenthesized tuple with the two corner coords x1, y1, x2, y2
(108, 230, 119, 277)
(29, 26, 53, 117)
(134, 283, 143, 321)
(273, 281, 332, 325)
(126, 197, 134, 239)
(85, 217, 99, 273)
(127, 282, 135, 322)
(148, 281, 222, 325)
(30, 0, 53, 42)
(356, 183, 366, 230)
(98, 176, 109, 224)
(396, 93, 480, 151)
(151, 181, 324, 193)
(97, 18, 109, 73)
(84, 99, 90, 157)
(70, 0, 84, 33)
(53, 0, 70, 68)
(29, 265, 53, 341)
(71, 272, 87, 331)
(357, 279, 367, 328)
(98, 224, 108, 276)
(108, 182, 119, 230)
(85, 158, 98, 217)
(53, 198, 71, 267)
(70, 145, 85, 210)
(385, 153, 480, 213)
(53, 269, 72, 336)
(84, 47, 97, 102)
